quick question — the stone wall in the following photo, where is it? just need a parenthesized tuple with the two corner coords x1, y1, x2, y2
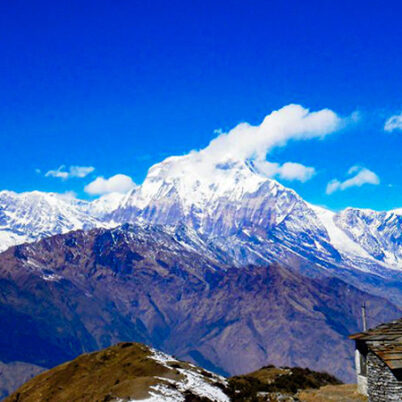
(355, 348, 368, 395)
(367, 351, 402, 401)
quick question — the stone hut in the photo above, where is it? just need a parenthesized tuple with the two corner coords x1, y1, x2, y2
(349, 318, 402, 401)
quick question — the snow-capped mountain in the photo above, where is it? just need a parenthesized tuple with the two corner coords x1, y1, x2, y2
(0, 157, 401, 394)
(334, 208, 402, 266)
(0, 190, 103, 251)
(109, 155, 402, 274)
(0, 155, 401, 276)
(85, 191, 126, 219)
(111, 156, 323, 235)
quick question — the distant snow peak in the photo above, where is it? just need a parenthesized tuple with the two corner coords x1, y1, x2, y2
(107, 154, 401, 272)
(88, 192, 126, 218)
(0, 190, 103, 252)
(0, 152, 401, 274)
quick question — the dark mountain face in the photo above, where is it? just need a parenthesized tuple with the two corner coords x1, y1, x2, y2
(0, 224, 400, 389)
(0, 362, 44, 400)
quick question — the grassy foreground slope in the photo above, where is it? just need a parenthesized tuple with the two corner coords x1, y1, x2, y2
(5, 342, 364, 402)
(5, 342, 229, 402)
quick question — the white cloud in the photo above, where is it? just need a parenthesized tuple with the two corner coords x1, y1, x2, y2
(255, 161, 316, 182)
(200, 104, 344, 163)
(45, 167, 69, 179)
(84, 174, 136, 195)
(45, 165, 95, 180)
(326, 166, 380, 194)
(278, 162, 316, 182)
(161, 104, 345, 183)
(80, 104, 345, 197)
(384, 112, 402, 132)
(69, 166, 95, 178)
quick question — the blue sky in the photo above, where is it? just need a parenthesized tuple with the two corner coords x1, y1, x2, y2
(0, 0, 401, 210)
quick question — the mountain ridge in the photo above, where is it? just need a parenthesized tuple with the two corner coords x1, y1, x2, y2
(0, 223, 400, 387)
(0, 157, 401, 278)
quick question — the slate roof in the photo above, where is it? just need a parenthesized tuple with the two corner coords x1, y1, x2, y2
(349, 317, 402, 370)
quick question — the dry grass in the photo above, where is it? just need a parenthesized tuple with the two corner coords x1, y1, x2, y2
(298, 384, 368, 401)
(4, 342, 185, 402)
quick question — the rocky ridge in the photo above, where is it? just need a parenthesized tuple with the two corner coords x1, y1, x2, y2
(1, 157, 401, 281)
(0, 224, 400, 387)
(5, 342, 346, 402)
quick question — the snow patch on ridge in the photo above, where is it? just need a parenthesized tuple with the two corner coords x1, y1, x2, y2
(145, 348, 229, 402)
(310, 205, 372, 258)
(135, 384, 184, 401)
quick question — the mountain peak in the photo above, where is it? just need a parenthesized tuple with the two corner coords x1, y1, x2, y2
(139, 154, 287, 204)
(0, 155, 401, 272)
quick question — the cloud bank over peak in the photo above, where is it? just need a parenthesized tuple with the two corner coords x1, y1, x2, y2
(46, 105, 350, 198)
(255, 161, 316, 182)
(200, 104, 343, 164)
(326, 166, 380, 194)
(160, 104, 345, 183)
(85, 174, 136, 195)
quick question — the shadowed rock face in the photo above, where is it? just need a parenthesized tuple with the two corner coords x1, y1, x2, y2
(0, 361, 45, 400)
(0, 224, 400, 393)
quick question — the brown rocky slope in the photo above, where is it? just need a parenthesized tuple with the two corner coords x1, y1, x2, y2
(6, 342, 345, 402)
(0, 224, 400, 395)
